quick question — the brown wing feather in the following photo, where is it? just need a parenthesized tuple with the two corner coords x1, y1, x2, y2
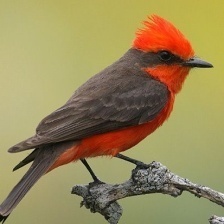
(8, 49, 169, 153)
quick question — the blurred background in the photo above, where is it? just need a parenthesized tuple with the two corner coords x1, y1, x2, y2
(0, 0, 223, 223)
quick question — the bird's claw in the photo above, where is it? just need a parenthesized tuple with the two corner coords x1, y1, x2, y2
(135, 161, 150, 169)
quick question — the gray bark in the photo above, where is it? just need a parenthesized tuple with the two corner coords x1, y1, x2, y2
(71, 161, 224, 224)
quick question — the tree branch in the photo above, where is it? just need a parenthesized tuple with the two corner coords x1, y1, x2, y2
(71, 161, 224, 224)
(209, 216, 224, 224)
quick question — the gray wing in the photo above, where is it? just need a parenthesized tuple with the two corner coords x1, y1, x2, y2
(38, 78, 168, 139)
(9, 74, 169, 153)
(8, 48, 171, 153)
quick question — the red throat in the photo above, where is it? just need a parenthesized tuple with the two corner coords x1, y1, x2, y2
(146, 65, 190, 94)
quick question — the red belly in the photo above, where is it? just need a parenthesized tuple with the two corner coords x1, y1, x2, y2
(48, 95, 174, 172)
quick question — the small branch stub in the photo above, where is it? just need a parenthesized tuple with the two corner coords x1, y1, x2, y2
(209, 215, 224, 224)
(71, 161, 224, 223)
(72, 183, 122, 224)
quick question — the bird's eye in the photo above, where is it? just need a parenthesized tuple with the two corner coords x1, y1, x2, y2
(158, 51, 172, 62)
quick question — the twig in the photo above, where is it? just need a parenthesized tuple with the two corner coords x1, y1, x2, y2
(71, 161, 224, 224)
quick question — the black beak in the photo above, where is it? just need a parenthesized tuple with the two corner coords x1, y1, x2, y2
(183, 57, 213, 68)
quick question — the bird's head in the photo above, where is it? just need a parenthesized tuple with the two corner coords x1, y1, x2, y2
(133, 15, 213, 94)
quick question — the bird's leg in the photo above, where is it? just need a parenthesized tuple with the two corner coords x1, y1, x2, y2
(80, 159, 103, 184)
(115, 153, 149, 168)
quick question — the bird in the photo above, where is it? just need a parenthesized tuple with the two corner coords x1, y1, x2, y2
(0, 14, 213, 222)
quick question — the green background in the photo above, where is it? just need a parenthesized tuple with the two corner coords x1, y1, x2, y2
(0, 1, 223, 223)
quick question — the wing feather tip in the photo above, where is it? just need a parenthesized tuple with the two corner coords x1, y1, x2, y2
(7, 136, 42, 153)
(8, 147, 19, 153)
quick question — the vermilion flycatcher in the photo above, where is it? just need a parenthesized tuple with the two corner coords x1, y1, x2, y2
(0, 15, 213, 222)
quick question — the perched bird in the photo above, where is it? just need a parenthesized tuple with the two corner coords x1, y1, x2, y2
(0, 15, 213, 222)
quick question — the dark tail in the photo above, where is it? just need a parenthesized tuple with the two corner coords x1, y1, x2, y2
(0, 141, 75, 222)
(0, 148, 55, 221)
(0, 215, 8, 223)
